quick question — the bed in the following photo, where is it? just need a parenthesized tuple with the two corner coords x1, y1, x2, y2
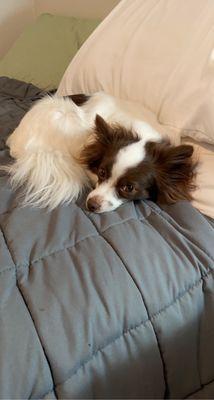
(0, 76, 213, 399)
(0, 1, 214, 399)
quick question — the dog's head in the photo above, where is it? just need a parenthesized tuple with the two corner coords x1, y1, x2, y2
(80, 115, 197, 213)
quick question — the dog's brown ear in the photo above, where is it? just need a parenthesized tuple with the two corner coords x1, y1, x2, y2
(79, 141, 103, 173)
(146, 141, 197, 204)
(79, 115, 110, 171)
(95, 114, 110, 132)
(94, 114, 112, 144)
(95, 114, 140, 148)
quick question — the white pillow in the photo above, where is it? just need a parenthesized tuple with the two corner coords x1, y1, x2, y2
(58, 0, 214, 145)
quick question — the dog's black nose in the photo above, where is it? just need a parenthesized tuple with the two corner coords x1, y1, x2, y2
(87, 197, 101, 212)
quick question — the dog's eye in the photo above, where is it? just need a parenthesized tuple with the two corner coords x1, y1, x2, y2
(98, 167, 106, 180)
(121, 184, 134, 193)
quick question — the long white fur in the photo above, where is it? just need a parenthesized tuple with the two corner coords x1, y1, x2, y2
(6, 152, 87, 209)
(5, 92, 161, 210)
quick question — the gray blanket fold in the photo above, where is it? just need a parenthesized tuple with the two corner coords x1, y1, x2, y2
(0, 77, 213, 399)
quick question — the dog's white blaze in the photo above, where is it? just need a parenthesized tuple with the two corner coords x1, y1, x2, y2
(112, 140, 144, 181)
(87, 140, 145, 212)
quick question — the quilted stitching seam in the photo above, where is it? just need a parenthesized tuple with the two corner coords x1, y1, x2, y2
(0, 213, 152, 273)
(0, 222, 56, 398)
(145, 202, 214, 263)
(141, 218, 211, 285)
(185, 377, 214, 399)
(0, 265, 14, 276)
(0, 212, 153, 271)
(0, 224, 16, 268)
(16, 282, 57, 398)
(0, 205, 21, 216)
(0, 232, 99, 271)
(41, 268, 214, 399)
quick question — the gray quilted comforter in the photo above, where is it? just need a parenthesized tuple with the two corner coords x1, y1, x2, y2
(0, 77, 214, 399)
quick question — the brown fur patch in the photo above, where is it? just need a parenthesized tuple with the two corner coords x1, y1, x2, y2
(64, 94, 90, 106)
(146, 140, 197, 203)
(116, 139, 198, 204)
(79, 114, 140, 178)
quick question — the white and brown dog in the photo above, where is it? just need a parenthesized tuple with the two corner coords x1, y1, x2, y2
(5, 92, 197, 212)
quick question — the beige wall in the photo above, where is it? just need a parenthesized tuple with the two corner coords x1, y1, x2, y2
(0, 0, 35, 57)
(0, 0, 120, 58)
(34, 0, 120, 19)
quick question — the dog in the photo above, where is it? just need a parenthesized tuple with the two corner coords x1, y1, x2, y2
(4, 92, 197, 213)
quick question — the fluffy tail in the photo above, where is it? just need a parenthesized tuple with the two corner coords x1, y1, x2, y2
(3, 151, 89, 209)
